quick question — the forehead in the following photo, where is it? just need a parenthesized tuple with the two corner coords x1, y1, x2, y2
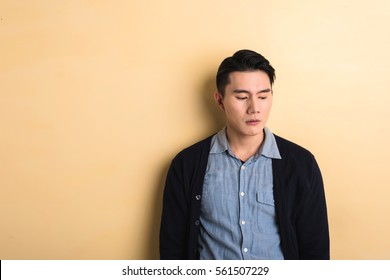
(227, 71, 271, 87)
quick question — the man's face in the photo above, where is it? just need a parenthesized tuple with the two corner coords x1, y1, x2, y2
(214, 71, 273, 139)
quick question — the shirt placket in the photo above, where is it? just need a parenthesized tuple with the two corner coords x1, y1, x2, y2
(238, 161, 250, 259)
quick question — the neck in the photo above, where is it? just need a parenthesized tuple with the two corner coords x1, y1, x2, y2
(226, 127, 264, 162)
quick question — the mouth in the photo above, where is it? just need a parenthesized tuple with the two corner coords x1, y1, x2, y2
(245, 119, 261, 125)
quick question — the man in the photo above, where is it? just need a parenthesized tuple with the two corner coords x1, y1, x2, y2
(160, 49, 329, 260)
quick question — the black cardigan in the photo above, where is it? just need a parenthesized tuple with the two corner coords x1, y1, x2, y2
(160, 134, 330, 260)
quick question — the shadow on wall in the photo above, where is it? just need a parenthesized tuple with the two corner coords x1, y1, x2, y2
(145, 73, 225, 259)
(200, 73, 225, 135)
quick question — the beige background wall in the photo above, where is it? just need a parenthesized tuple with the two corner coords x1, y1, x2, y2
(1, 0, 389, 259)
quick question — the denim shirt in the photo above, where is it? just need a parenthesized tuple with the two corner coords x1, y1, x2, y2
(198, 127, 284, 260)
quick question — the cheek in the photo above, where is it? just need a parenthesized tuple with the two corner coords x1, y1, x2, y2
(225, 105, 244, 119)
(261, 101, 272, 113)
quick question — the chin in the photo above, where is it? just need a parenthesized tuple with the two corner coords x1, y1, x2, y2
(247, 127, 264, 134)
(228, 124, 264, 138)
(242, 130, 263, 137)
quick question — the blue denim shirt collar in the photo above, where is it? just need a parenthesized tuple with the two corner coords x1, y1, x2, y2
(210, 127, 282, 160)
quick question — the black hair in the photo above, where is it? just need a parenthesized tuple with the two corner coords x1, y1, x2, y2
(216, 49, 275, 95)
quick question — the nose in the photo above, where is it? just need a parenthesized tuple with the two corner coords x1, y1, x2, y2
(247, 96, 260, 114)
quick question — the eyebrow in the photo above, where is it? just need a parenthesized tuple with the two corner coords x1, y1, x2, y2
(233, 88, 272, 94)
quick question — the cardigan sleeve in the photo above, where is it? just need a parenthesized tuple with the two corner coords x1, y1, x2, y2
(295, 156, 330, 260)
(159, 157, 189, 260)
(273, 135, 330, 259)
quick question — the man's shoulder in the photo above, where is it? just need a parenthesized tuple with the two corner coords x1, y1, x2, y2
(172, 134, 214, 163)
(273, 134, 315, 161)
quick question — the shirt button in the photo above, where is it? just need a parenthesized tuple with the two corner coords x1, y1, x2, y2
(241, 165, 246, 170)
(194, 220, 200, 226)
(240, 192, 245, 197)
(241, 220, 246, 225)
(243, 248, 248, 253)
(195, 195, 201, 200)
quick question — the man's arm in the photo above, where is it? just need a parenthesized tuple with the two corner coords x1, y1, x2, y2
(159, 159, 189, 259)
(296, 157, 330, 259)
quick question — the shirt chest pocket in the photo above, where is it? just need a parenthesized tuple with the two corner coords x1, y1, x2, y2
(255, 191, 279, 234)
(256, 191, 275, 206)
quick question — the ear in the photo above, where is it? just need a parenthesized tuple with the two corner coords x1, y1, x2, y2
(213, 92, 225, 111)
